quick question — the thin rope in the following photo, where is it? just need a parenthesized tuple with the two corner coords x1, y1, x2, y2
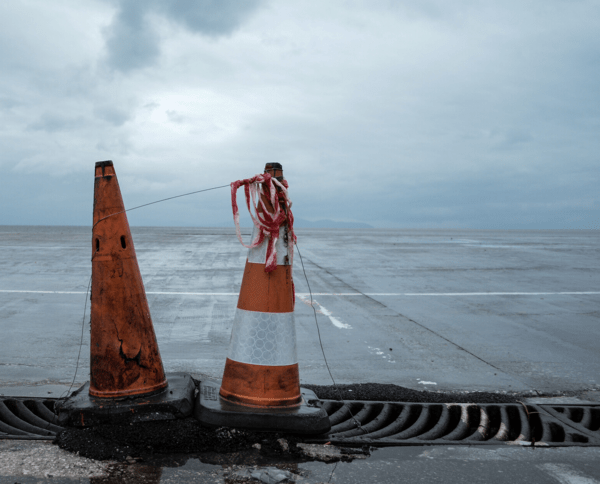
(92, 184, 230, 229)
(60, 183, 230, 401)
(61, 179, 361, 440)
(59, 274, 92, 400)
(295, 241, 366, 435)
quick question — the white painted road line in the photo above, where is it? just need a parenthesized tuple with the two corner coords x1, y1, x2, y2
(301, 292, 600, 296)
(297, 295, 352, 329)
(0, 290, 242, 295)
(0, 246, 89, 249)
(0, 290, 599, 296)
(367, 292, 600, 296)
(538, 463, 600, 484)
(0, 290, 90, 295)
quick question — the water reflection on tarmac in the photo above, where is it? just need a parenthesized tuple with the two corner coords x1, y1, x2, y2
(2, 443, 600, 483)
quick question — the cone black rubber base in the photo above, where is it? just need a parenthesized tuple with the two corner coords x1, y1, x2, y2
(194, 379, 331, 435)
(56, 373, 195, 427)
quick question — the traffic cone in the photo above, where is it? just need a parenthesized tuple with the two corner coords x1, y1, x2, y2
(89, 160, 167, 397)
(220, 162, 300, 407)
(195, 163, 330, 434)
(56, 161, 194, 426)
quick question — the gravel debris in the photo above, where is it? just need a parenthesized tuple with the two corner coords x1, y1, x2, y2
(231, 466, 297, 483)
(0, 440, 108, 479)
(296, 443, 370, 463)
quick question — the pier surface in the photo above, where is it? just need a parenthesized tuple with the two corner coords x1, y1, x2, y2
(0, 226, 598, 397)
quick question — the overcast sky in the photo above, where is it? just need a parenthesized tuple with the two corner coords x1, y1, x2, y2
(0, 0, 598, 229)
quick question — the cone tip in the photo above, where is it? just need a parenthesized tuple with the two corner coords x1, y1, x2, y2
(265, 163, 283, 179)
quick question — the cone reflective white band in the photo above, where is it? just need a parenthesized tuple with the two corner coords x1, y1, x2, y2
(247, 225, 291, 266)
(228, 308, 297, 366)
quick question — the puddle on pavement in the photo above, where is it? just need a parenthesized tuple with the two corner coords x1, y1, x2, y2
(87, 447, 407, 484)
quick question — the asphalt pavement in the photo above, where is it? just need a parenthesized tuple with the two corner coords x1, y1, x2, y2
(2, 441, 600, 483)
(1, 226, 598, 397)
(1, 225, 599, 483)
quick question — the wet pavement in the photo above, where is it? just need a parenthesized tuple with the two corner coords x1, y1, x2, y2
(2, 440, 600, 483)
(0, 226, 598, 397)
(1, 226, 599, 482)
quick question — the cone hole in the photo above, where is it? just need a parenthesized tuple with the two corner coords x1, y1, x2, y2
(120, 235, 127, 249)
(95, 238, 100, 251)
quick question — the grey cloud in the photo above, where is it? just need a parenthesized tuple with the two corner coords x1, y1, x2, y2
(166, 110, 185, 123)
(1, 1, 599, 229)
(103, 0, 262, 72)
(0, 98, 20, 110)
(93, 105, 131, 126)
(490, 129, 534, 150)
(28, 113, 87, 133)
(501, 130, 533, 146)
(157, 0, 262, 36)
(95, 135, 132, 155)
(375, 0, 480, 21)
(104, 1, 161, 73)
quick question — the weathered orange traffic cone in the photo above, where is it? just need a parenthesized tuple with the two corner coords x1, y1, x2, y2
(56, 161, 194, 427)
(89, 160, 167, 398)
(195, 163, 330, 434)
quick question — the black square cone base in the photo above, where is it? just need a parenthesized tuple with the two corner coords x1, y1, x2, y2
(56, 373, 195, 427)
(194, 379, 331, 435)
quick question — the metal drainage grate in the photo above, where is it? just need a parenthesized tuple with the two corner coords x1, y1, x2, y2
(311, 401, 600, 446)
(2, 396, 599, 448)
(0, 398, 63, 440)
(539, 405, 600, 442)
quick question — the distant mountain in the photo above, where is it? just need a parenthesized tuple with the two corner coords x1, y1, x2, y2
(294, 218, 374, 229)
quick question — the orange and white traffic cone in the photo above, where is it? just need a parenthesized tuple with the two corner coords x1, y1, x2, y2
(220, 162, 300, 407)
(56, 161, 194, 426)
(195, 163, 330, 434)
